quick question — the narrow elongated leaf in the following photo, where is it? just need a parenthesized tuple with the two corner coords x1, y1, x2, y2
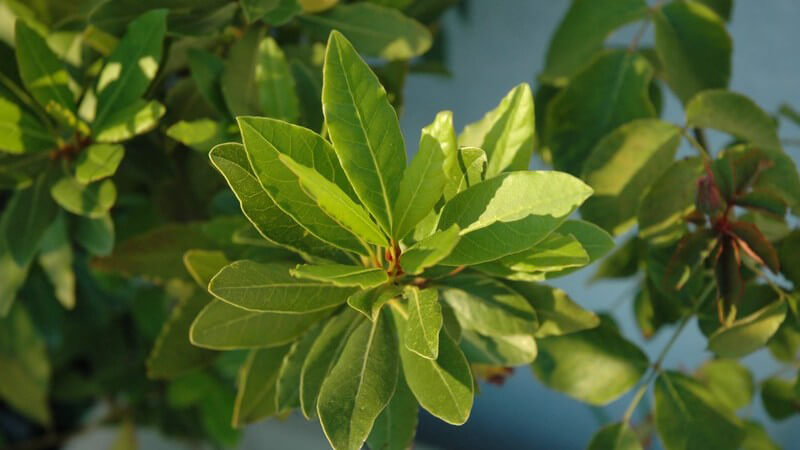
(187, 49, 228, 116)
(74, 144, 124, 183)
(458, 83, 535, 176)
(654, 371, 744, 450)
(395, 309, 473, 425)
(190, 300, 332, 349)
(685, 90, 781, 152)
(392, 133, 446, 240)
(292, 263, 388, 289)
(587, 423, 643, 450)
(322, 31, 406, 234)
(367, 373, 418, 450)
(256, 37, 300, 122)
(653, 1, 731, 103)
(638, 157, 704, 244)
(238, 116, 363, 253)
(459, 331, 537, 366)
(400, 225, 460, 275)
(440, 274, 538, 337)
(403, 287, 442, 360)
(15, 21, 76, 124)
(209, 143, 344, 261)
(6, 170, 58, 265)
(93, 99, 165, 143)
(581, 119, 681, 234)
(347, 285, 401, 321)
(277, 324, 323, 412)
(93, 9, 167, 129)
(532, 318, 648, 405)
(541, 0, 648, 84)
(317, 308, 399, 450)
(506, 281, 599, 338)
(546, 50, 655, 174)
(209, 260, 355, 312)
(37, 215, 75, 309)
(221, 27, 263, 116)
(707, 300, 787, 357)
(730, 221, 780, 273)
(279, 153, 388, 247)
(500, 233, 589, 273)
(0, 97, 55, 153)
(437, 171, 592, 265)
(50, 177, 116, 219)
(422, 110, 457, 197)
(300, 309, 362, 418)
(290, 59, 324, 131)
(232, 346, 291, 426)
(443, 146, 487, 202)
(300, 3, 431, 60)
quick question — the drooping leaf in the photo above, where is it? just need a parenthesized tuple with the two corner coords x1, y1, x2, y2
(232, 346, 291, 426)
(581, 119, 681, 234)
(458, 83, 535, 176)
(586, 423, 643, 450)
(255, 37, 300, 122)
(399, 225, 460, 275)
(540, 0, 648, 84)
(93, 99, 166, 143)
(403, 286, 442, 360)
(93, 9, 167, 130)
(437, 171, 592, 265)
(392, 133, 446, 240)
(276, 323, 323, 412)
(685, 90, 780, 152)
(0, 96, 55, 154)
(366, 373, 418, 450)
(317, 308, 399, 450)
(696, 359, 754, 411)
(506, 281, 599, 338)
(291, 263, 388, 289)
(190, 300, 332, 350)
(654, 371, 744, 450)
(37, 214, 75, 309)
(653, 0, 732, 103)
(322, 31, 406, 234)
(74, 144, 124, 183)
(707, 300, 787, 357)
(638, 157, 704, 244)
(760, 377, 799, 421)
(300, 3, 432, 60)
(546, 50, 655, 174)
(531, 318, 648, 405)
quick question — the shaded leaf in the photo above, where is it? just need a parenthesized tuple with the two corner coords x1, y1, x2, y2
(93, 99, 165, 143)
(708, 300, 787, 358)
(638, 157, 704, 244)
(292, 263, 388, 289)
(74, 144, 124, 183)
(366, 373, 418, 450)
(256, 37, 300, 122)
(506, 281, 599, 338)
(587, 423, 643, 450)
(232, 346, 291, 426)
(685, 90, 780, 151)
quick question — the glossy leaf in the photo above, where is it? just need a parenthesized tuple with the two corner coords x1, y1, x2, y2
(392, 133, 446, 240)
(292, 263, 388, 289)
(399, 225, 460, 275)
(403, 286, 442, 360)
(685, 90, 780, 151)
(322, 31, 406, 234)
(74, 144, 124, 183)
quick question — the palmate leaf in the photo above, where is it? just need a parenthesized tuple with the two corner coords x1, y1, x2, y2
(322, 30, 406, 236)
(209, 260, 356, 312)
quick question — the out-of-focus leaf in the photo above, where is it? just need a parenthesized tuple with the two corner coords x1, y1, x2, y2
(686, 90, 780, 152)
(638, 157, 704, 244)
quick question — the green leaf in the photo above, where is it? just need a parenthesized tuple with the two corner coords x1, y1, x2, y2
(37, 214, 75, 309)
(190, 299, 332, 350)
(183, 249, 230, 288)
(187, 49, 228, 116)
(277, 323, 323, 412)
(93, 99, 166, 143)
(440, 274, 538, 337)
(209, 143, 345, 261)
(499, 232, 589, 273)
(506, 281, 599, 338)
(0, 96, 55, 154)
(686, 90, 780, 151)
(209, 260, 355, 312)
(167, 119, 235, 152)
(50, 176, 116, 219)
(395, 309, 473, 425)
(237, 116, 364, 253)
(317, 308, 399, 450)
(458, 83, 535, 176)
(399, 225, 460, 275)
(442, 146, 487, 202)
(548, 220, 615, 277)
(546, 50, 655, 174)
(392, 132, 446, 240)
(740, 420, 781, 450)
(74, 144, 124, 183)
(147, 292, 217, 379)
(638, 157, 704, 244)
(696, 359, 754, 411)
(459, 331, 538, 366)
(300, 309, 362, 419)
(232, 346, 291, 426)
(256, 37, 300, 122)
(221, 27, 263, 116)
(366, 373, 418, 450)
(707, 300, 787, 357)
(291, 263, 388, 289)
(240, 0, 281, 22)
(15, 20, 77, 125)
(0, 152, 51, 189)
(290, 59, 324, 131)
(322, 31, 406, 234)
(653, 0, 731, 103)
(403, 286, 442, 360)
(420, 111, 457, 198)
(264, 0, 303, 24)
(93, 9, 167, 129)
(5, 170, 58, 265)
(654, 371, 744, 450)
(279, 152, 389, 248)
(532, 318, 648, 405)
(347, 285, 401, 321)
(540, 0, 648, 84)
(587, 423, 643, 450)
(437, 171, 592, 265)
(581, 119, 682, 234)
(300, 3, 432, 60)
(760, 377, 799, 420)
